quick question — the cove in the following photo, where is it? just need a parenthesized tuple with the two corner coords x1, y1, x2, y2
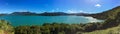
(0, 16, 104, 26)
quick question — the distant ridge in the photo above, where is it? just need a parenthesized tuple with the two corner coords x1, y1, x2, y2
(0, 11, 89, 16)
(10, 11, 37, 15)
(0, 14, 6, 16)
(38, 12, 69, 16)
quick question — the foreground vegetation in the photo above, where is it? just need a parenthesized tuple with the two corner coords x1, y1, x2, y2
(14, 21, 120, 34)
(0, 19, 120, 34)
(0, 20, 14, 34)
(15, 22, 102, 34)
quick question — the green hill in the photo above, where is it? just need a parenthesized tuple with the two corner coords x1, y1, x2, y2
(77, 6, 120, 34)
(89, 6, 120, 20)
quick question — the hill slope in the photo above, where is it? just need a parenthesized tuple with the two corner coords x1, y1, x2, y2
(89, 6, 120, 20)
(83, 25, 120, 34)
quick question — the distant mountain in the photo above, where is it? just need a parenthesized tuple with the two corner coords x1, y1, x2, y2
(6, 12, 89, 16)
(10, 12, 38, 16)
(38, 12, 89, 16)
(70, 13, 89, 16)
(0, 14, 7, 16)
(39, 12, 69, 16)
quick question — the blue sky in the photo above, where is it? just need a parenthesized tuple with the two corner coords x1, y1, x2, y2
(0, 0, 120, 14)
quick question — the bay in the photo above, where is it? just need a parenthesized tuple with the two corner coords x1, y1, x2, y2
(0, 16, 103, 26)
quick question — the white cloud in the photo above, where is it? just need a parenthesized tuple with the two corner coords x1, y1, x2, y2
(67, 10, 76, 13)
(50, 8, 60, 12)
(95, 4, 101, 7)
(79, 10, 84, 13)
(51, 10, 55, 12)
(66, 10, 86, 13)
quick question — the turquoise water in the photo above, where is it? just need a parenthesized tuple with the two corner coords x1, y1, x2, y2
(0, 16, 103, 26)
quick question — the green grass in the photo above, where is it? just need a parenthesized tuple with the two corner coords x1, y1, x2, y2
(83, 25, 120, 34)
